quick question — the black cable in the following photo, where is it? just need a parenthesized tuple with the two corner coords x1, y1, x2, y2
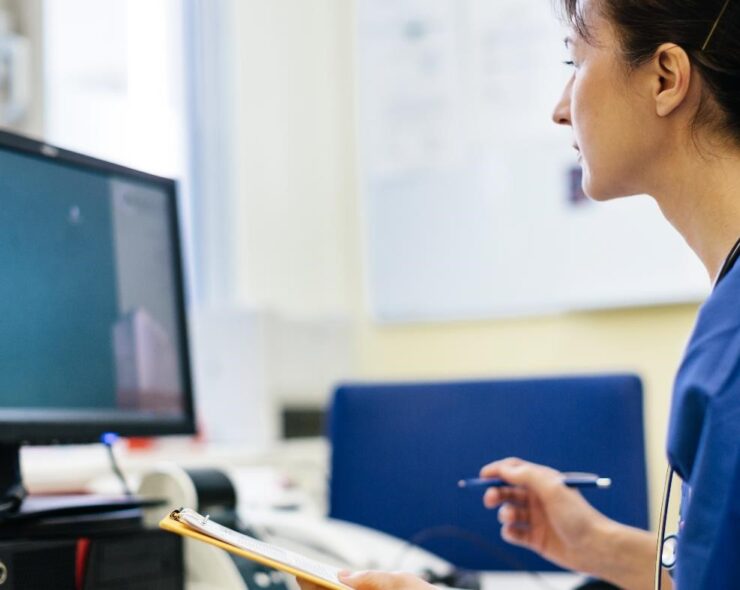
(0, 486, 25, 518)
(103, 440, 133, 497)
(392, 524, 561, 590)
(715, 235, 740, 286)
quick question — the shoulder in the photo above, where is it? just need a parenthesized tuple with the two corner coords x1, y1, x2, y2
(678, 262, 740, 395)
(668, 263, 740, 477)
(695, 259, 740, 340)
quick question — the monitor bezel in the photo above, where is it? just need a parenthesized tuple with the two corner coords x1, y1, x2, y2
(0, 129, 197, 444)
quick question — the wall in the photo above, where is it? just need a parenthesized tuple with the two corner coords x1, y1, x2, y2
(3, 0, 43, 136)
(230, 0, 358, 318)
(195, 0, 705, 524)
(191, 0, 361, 421)
(227, 0, 706, 523)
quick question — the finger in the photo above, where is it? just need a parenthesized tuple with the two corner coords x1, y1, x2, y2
(483, 459, 563, 499)
(479, 457, 524, 478)
(297, 580, 324, 590)
(497, 502, 531, 526)
(483, 486, 530, 508)
(501, 523, 532, 548)
(339, 571, 401, 590)
(338, 571, 367, 590)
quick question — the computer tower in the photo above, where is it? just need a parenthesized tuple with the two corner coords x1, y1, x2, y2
(0, 539, 77, 590)
(0, 530, 182, 590)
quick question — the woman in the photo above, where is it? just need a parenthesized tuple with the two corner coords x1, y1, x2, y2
(303, 0, 740, 588)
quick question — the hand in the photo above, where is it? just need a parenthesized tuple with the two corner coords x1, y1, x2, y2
(480, 457, 614, 573)
(296, 571, 436, 590)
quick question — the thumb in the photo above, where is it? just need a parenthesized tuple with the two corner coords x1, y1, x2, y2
(338, 571, 397, 590)
(338, 571, 371, 588)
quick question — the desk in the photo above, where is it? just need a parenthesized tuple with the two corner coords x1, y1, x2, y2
(21, 438, 327, 512)
(23, 440, 591, 590)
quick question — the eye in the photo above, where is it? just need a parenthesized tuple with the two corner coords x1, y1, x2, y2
(563, 60, 576, 67)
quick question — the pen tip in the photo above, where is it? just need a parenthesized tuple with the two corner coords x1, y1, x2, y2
(457, 480, 466, 488)
(596, 478, 612, 489)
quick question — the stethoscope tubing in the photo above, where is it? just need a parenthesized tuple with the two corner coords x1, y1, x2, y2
(654, 466, 675, 590)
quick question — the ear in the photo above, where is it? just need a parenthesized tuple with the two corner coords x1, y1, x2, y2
(650, 43, 692, 117)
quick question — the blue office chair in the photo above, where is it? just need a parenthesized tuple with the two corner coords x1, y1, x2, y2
(327, 374, 648, 572)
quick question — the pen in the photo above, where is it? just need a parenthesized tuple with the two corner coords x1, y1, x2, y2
(458, 473, 612, 490)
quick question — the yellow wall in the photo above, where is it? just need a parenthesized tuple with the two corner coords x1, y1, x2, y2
(356, 303, 700, 527)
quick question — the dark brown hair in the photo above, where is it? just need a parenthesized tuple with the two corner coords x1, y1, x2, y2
(558, 0, 740, 143)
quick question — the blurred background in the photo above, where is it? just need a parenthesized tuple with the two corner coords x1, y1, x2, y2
(0, 0, 707, 529)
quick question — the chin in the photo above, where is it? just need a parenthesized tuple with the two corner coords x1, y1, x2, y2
(580, 172, 608, 201)
(581, 168, 633, 202)
(582, 185, 614, 202)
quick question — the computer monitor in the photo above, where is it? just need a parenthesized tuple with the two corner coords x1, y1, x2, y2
(0, 130, 196, 510)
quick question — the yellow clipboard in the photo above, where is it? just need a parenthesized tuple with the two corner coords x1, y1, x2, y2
(160, 508, 351, 590)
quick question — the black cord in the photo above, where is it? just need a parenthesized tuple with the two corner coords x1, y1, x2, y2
(0, 483, 25, 518)
(104, 441, 133, 497)
(716, 236, 740, 286)
(392, 524, 561, 590)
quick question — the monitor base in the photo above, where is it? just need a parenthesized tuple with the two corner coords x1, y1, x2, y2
(0, 443, 25, 516)
(0, 493, 166, 538)
(0, 442, 164, 531)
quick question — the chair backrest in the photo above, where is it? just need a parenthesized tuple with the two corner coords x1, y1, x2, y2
(328, 374, 648, 571)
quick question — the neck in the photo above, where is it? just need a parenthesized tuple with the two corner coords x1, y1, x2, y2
(647, 139, 740, 283)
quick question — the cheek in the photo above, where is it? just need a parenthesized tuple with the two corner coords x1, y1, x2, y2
(570, 77, 600, 149)
(579, 117, 646, 200)
(569, 83, 625, 200)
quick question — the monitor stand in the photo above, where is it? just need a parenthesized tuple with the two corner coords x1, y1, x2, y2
(0, 443, 162, 527)
(0, 443, 25, 515)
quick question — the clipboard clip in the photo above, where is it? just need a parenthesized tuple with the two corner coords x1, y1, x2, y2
(170, 507, 210, 526)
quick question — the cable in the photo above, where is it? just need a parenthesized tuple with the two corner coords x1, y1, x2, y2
(101, 433, 133, 497)
(0, 483, 25, 518)
(391, 524, 560, 590)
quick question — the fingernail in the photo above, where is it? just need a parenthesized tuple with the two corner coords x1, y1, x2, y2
(338, 571, 354, 580)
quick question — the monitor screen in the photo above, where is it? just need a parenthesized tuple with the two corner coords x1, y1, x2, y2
(0, 131, 195, 443)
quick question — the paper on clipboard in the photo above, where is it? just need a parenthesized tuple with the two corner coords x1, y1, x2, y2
(160, 508, 352, 590)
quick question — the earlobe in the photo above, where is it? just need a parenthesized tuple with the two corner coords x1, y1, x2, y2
(653, 43, 691, 118)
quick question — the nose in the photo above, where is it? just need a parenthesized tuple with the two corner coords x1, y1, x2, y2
(552, 75, 573, 126)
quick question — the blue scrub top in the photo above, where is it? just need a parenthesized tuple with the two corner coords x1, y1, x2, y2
(667, 260, 740, 588)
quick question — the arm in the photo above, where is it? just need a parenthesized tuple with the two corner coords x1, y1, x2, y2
(585, 519, 666, 590)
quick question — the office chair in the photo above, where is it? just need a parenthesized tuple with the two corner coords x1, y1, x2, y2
(327, 374, 648, 572)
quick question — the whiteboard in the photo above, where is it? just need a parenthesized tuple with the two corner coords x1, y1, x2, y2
(357, 0, 709, 322)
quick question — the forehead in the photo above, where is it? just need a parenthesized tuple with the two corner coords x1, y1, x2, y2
(565, 6, 619, 51)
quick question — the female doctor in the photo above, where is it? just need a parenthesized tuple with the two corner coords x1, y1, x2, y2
(299, 0, 740, 588)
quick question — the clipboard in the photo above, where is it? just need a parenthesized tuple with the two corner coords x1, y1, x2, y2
(160, 508, 352, 590)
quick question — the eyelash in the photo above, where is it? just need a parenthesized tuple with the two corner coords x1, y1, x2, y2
(563, 60, 576, 67)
